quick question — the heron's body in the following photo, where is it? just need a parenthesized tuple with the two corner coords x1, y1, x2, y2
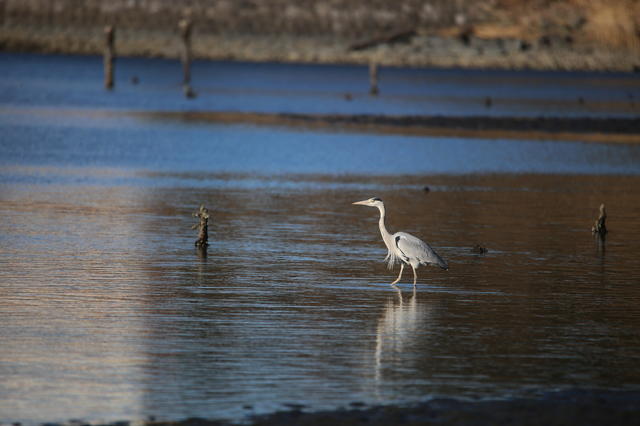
(354, 197, 448, 286)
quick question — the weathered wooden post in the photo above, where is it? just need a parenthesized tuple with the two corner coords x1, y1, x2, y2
(179, 18, 193, 85)
(192, 204, 209, 248)
(369, 62, 379, 95)
(591, 204, 607, 236)
(104, 25, 115, 89)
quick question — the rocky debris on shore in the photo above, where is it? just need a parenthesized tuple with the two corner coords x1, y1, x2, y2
(1, 25, 638, 73)
(2, 0, 640, 72)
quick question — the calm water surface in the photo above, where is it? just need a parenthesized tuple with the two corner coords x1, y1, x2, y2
(1, 53, 640, 425)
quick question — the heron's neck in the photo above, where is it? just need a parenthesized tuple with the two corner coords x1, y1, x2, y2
(377, 204, 394, 246)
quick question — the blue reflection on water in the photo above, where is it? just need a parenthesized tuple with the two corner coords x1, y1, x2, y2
(2, 52, 639, 179)
(2, 120, 640, 178)
(1, 52, 639, 117)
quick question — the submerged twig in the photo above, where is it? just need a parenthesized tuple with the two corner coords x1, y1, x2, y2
(192, 204, 209, 248)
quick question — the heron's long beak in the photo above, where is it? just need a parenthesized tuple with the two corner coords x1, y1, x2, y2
(353, 200, 369, 205)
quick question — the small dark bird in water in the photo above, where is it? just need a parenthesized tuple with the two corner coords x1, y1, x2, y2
(131, 75, 139, 85)
(472, 244, 488, 254)
(344, 93, 353, 101)
(578, 96, 585, 104)
(423, 186, 430, 193)
(485, 97, 492, 107)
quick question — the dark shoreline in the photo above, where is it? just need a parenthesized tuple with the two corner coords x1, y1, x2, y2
(282, 114, 640, 135)
(143, 389, 640, 426)
(135, 111, 640, 144)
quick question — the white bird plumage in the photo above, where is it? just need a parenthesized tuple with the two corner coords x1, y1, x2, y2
(353, 197, 448, 286)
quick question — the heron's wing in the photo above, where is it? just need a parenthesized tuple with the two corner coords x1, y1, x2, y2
(395, 232, 449, 270)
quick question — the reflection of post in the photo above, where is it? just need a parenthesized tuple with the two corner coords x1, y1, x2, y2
(104, 26, 115, 89)
(179, 18, 193, 85)
(197, 245, 207, 262)
(192, 204, 209, 248)
(369, 62, 379, 95)
(594, 232, 605, 258)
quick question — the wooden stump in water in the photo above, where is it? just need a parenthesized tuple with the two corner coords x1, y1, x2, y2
(591, 204, 607, 236)
(179, 18, 193, 85)
(192, 204, 209, 248)
(104, 26, 115, 89)
(369, 63, 379, 95)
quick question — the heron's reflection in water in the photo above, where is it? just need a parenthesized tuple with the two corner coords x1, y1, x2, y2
(374, 285, 435, 399)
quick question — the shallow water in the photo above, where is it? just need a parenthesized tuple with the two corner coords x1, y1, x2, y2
(1, 53, 640, 425)
(1, 52, 639, 118)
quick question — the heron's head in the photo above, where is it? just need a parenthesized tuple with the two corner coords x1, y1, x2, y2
(353, 197, 383, 207)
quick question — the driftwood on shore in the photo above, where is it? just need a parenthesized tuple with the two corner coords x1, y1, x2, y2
(348, 28, 417, 51)
(192, 204, 209, 248)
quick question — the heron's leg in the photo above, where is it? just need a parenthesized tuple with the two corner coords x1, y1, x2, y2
(411, 264, 418, 287)
(390, 263, 404, 285)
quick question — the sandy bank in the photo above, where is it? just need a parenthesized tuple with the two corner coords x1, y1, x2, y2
(133, 111, 640, 144)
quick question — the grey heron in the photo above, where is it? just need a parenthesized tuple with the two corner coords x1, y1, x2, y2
(353, 197, 449, 286)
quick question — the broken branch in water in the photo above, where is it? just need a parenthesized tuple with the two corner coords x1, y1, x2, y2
(192, 204, 209, 248)
(591, 204, 607, 236)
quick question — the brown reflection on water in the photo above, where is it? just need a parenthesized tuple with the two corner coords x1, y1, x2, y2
(1, 172, 640, 422)
(0, 183, 155, 422)
(132, 110, 640, 145)
(137, 173, 640, 399)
